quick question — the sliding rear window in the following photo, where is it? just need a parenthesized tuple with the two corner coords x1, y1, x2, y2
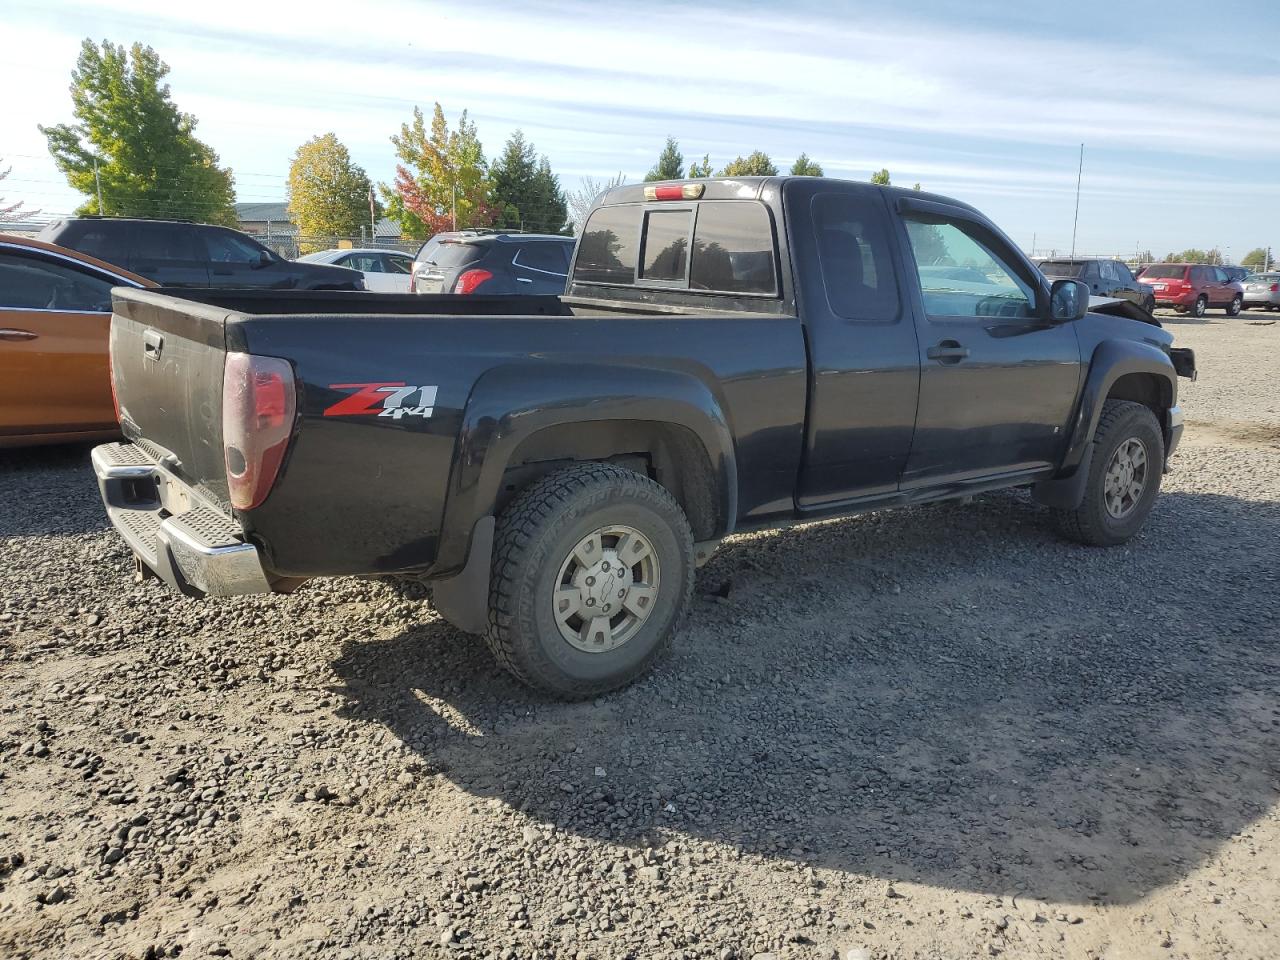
(574, 200, 777, 295)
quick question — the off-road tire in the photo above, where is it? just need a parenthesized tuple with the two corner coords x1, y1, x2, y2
(486, 463, 694, 699)
(1051, 400, 1164, 547)
(1226, 295, 1242, 317)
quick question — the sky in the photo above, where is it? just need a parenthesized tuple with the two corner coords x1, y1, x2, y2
(4, 0, 1279, 260)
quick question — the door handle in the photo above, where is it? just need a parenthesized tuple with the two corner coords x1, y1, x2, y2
(927, 340, 969, 363)
(143, 328, 164, 361)
(0, 328, 38, 341)
(515, 277, 533, 284)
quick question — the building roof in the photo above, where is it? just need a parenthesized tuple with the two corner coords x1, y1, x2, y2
(235, 202, 291, 222)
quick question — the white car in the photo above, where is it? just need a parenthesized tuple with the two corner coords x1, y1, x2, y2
(295, 248, 414, 292)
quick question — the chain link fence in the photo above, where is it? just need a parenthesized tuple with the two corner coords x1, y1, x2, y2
(251, 232, 420, 260)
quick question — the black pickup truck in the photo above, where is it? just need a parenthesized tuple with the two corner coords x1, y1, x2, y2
(93, 176, 1196, 698)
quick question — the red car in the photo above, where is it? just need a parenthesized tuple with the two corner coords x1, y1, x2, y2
(1138, 263, 1244, 318)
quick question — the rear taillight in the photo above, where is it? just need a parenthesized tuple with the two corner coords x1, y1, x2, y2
(222, 352, 296, 511)
(454, 269, 493, 294)
(1271, 283, 1279, 293)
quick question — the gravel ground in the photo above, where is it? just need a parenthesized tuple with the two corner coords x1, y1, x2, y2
(2, 316, 1278, 960)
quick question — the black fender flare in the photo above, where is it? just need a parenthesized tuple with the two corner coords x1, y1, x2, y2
(1033, 338, 1176, 509)
(433, 361, 737, 578)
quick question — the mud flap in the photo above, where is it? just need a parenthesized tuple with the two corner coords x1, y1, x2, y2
(430, 516, 495, 635)
(1032, 444, 1095, 510)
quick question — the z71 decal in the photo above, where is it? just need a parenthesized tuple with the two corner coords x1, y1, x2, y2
(324, 382, 438, 419)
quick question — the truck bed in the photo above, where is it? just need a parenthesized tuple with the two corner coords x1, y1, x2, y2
(107, 287, 808, 580)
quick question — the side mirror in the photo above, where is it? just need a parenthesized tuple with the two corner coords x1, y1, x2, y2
(254, 249, 273, 268)
(1049, 278, 1089, 322)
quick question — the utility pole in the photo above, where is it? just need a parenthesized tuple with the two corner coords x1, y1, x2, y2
(93, 157, 104, 214)
(1070, 143, 1084, 260)
(452, 180, 458, 231)
(1031, 232, 1036, 257)
(368, 185, 376, 243)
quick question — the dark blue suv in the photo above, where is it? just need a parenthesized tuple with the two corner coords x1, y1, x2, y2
(410, 233, 574, 296)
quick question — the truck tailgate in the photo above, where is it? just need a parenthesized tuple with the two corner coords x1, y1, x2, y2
(110, 290, 231, 505)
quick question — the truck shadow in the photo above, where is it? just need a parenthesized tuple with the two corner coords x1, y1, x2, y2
(331, 489, 1280, 906)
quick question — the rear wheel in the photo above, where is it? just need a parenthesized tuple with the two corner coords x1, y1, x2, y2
(486, 463, 694, 699)
(1226, 295, 1242, 316)
(1191, 295, 1208, 318)
(1050, 400, 1164, 547)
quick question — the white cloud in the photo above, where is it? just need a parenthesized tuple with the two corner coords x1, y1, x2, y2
(4, 0, 1277, 253)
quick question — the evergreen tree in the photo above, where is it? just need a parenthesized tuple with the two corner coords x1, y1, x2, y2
(645, 137, 685, 181)
(490, 130, 568, 234)
(789, 154, 824, 176)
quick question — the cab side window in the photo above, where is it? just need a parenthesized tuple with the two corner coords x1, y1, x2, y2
(812, 193, 899, 321)
(903, 215, 1036, 319)
(203, 229, 268, 264)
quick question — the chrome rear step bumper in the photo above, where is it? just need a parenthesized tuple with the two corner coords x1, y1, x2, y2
(92, 442, 272, 597)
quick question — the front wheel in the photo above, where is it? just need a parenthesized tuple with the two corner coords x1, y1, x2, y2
(1226, 295, 1242, 316)
(1050, 400, 1164, 547)
(486, 463, 694, 699)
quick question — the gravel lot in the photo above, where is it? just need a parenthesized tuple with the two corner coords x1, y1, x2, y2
(2, 315, 1278, 960)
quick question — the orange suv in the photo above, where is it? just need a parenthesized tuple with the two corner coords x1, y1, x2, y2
(0, 235, 153, 447)
(1138, 263, 1244, 318)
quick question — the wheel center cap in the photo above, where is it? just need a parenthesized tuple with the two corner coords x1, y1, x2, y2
(574, 550, 633, 615)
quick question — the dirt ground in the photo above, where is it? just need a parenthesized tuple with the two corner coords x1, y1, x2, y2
(1, 313, 1278, 960)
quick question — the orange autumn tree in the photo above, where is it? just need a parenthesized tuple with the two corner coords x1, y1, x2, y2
(381, 103, 497, 240)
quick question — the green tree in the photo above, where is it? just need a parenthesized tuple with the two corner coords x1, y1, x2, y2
(287, 133, 374, 250)
(1241, 247, 1269, 269)
(381, 104, 495, 240)
(490, 130, 569, 234)
(1164, 248, 1222, 265)
(645, 137, 685, 182)
(688, 153, 714, 178)
(720, 151, 778, 176)
(789, 153, 824, 176)
(41, 40, 236, 225)
(870, 168, 891, 185)
(1, 160, 38, 221)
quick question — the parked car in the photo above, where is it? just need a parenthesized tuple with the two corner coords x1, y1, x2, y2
(1137, 263, 1244, 317)
(1035, 258, 1155, 313)
(0, 234, 153, 447)
(37, 218, 364, 291)
(410, 233, 574, 295)
(296, 248, 414, 292)
(1242, 272, 1280, 311)
(92, 176, 1195, 699)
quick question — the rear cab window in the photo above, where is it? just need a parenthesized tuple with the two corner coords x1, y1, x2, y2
(574, 200, 778, 296)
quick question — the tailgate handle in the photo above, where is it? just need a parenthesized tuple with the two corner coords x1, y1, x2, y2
(143, 329, 164, 361)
